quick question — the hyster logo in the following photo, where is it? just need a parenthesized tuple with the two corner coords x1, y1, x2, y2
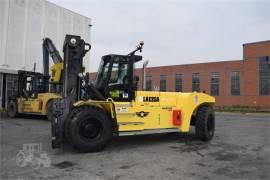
(143, 96, 159, 102)
(136, 111, 149, 118)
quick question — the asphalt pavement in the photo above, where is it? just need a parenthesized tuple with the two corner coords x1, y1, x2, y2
(0, 112, 269, 180)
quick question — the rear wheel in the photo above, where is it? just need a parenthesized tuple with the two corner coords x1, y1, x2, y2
(66, 106, 113, 152)
(7, 100, 18, 118)
(195, 106, 215, 141)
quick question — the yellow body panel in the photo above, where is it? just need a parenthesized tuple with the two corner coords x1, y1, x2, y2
(74, 100, 116, 119)
(50, 62, 63, 83)
(17, 93, 61, 115)
(74, 91, 215, 133)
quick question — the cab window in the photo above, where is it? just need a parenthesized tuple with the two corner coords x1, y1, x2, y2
(109, 63, 128, 86)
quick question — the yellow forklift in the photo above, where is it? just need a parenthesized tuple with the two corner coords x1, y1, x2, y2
(51, 35, 215, 152)
(7, 38, 63, 120)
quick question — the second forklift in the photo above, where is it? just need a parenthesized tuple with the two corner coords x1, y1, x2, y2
(7, 38, 63, 120)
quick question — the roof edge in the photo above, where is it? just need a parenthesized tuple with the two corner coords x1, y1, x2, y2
(243, 40, 270, 46)
(139, 59, 243, 70)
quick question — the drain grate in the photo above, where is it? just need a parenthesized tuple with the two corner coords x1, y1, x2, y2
(53, 161, 76, 169)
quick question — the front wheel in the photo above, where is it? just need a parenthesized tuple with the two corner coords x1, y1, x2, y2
(65, 106, 113, 153)
(195, 106, 215, 141)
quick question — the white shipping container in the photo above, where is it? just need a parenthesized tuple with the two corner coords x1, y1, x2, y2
(0, 0, 92, 73)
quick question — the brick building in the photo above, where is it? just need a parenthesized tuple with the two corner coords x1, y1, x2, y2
(91, 41, 270, 108)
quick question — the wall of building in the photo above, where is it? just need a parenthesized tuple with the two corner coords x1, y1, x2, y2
(0, 0, 91, 73)
(0, 0, 92, 109)
(241, 41, 270, 108)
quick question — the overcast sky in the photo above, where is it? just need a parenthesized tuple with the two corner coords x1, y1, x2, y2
(48, 0, 270, 72)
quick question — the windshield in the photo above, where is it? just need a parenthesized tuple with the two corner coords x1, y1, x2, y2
(94, 56, 130, 89)
(94, 59, 110, 88)
(36, 77, 49, 93)
(109, 62, 128, 86)
(30, 76, 49, 93)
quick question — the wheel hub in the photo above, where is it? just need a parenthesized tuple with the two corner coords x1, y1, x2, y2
(79, 119, 101, 139)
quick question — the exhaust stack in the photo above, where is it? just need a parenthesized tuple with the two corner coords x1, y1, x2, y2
(142, 60, 149, 90)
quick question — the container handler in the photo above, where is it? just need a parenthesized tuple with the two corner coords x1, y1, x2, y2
(51, 35, 215, 152)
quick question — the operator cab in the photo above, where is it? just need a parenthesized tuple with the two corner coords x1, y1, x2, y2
(18, 71, 50, 99)
(89, 41, 144, 102)
(94, 54, 142, 101)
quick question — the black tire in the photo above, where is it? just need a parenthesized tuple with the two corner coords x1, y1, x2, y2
(46, 100, 54, 121)
(195, 105, 215, 141)
(66, 106, 113, 152)
(7, 100, 18, 118)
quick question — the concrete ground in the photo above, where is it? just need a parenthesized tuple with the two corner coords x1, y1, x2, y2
(0, 113, 269, 180)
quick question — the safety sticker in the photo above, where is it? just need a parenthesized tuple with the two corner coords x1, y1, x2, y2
(116, 107, 129, 113)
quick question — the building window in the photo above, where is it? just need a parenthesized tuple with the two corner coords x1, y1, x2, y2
(175, 74, 182, 92)
(231, 71, 240, 96)
(146, 76, 152, 91)
(160, 75, 167, 92)
(211, 72, 219, 96)
(192, 73, 200, 92)
(258, 56, 270, 95)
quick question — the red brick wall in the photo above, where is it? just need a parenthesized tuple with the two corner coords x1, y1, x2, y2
(136, 41, 270, 108)
(135, 60, 246, 107)
(243, 41, 270, 59)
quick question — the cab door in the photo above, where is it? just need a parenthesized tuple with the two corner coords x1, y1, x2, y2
(108, 56, 147, 131)
(20, 76, 41, 113)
